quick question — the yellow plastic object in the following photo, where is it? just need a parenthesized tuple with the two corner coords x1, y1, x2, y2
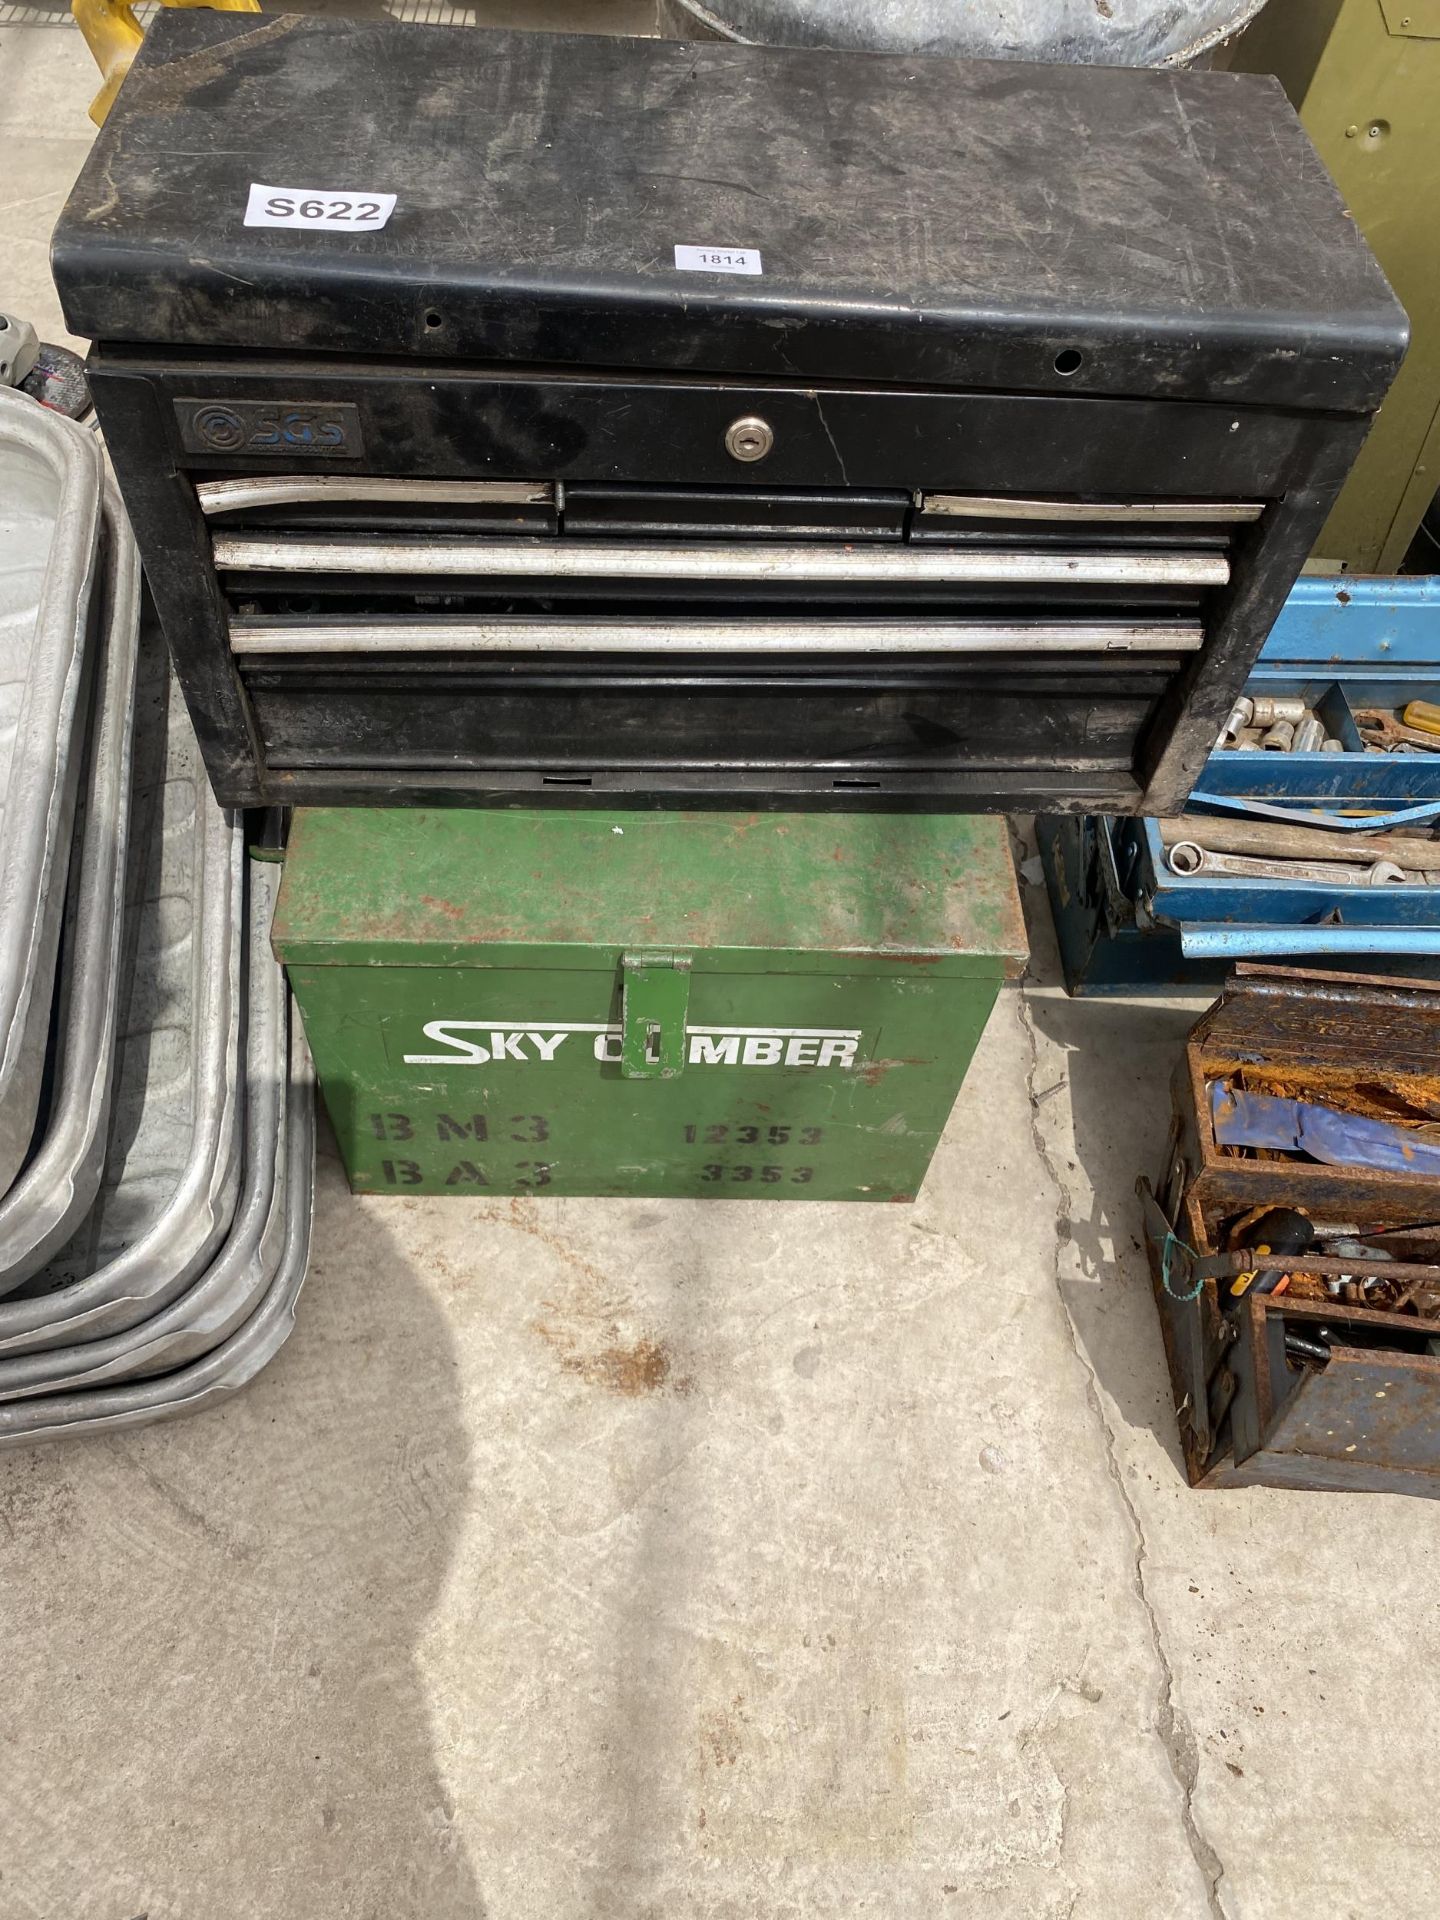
(74, 0, 261, 126)
(1403, 701, 1440, 737)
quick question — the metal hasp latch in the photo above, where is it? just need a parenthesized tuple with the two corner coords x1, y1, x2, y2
(620, 952, 692, 1080)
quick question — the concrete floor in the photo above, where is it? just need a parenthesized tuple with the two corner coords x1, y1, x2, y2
(5, 10, 1440, 1917)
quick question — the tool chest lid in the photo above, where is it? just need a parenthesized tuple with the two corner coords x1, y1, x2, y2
(1259, 577, 1440, 669)
(53, 13, 1405, 414)
(271, 808, 1027, 975)
(1188, 965, 1440, 1076)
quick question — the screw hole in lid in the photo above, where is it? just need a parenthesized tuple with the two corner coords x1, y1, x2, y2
(1053, 347, 1083, 376)
(423, 308, 444, 331)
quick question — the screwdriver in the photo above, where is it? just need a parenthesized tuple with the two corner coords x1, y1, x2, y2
(1228, 1206, 1315, 1298)
(1402, 701, 1440, 737)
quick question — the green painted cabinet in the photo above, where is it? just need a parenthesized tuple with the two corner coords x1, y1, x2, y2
(272, 809, 1026, 1202)
(1227, 0, 1440, 571)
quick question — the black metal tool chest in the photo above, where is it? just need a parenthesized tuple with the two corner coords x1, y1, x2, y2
(52, 14, 1406, 812)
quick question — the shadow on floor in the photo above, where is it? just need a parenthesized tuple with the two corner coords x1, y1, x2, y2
(0, 1, 74, 26)
(1027, 993, 1199, 1456)
(1016, 827, 1206, 1471)
(0, 1123, 486, 1917)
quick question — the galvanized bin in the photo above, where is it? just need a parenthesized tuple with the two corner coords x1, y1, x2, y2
(0, 634, 245, 1345)
(0, 1029, 314, 1449)
(0, 859, 283, 1396)
(274, 808, 1026, 1202)
(0, 480, 141, 1283)
(0, 387, 103, 1194)
(656, 0, 1269, 65)
(0, 409, 317, 1444)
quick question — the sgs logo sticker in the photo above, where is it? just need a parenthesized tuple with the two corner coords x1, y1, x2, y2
(176, 398, 364, 459)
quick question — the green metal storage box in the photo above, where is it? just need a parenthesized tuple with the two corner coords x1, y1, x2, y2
(272, 809, 1025, 1202)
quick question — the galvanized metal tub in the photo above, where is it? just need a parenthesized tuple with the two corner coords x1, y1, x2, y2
(0, 1030, 314, 1447)
(0, 643, 245, 1351)
(0, 481, 141, 1287)
(0, 388, 103, 1194)
(0, 860, 287, 1396)
(654, 0, 1269, 65)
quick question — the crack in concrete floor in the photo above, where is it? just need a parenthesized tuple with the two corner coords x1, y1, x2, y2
(1016, 982, 1230, 1920)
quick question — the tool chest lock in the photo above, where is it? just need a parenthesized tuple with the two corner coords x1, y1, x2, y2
(54, 12, 1405, 815)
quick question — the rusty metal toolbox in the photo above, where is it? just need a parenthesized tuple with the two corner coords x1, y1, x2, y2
(52, 12, 1406, 814)
(1141, 966, 1440, 1498)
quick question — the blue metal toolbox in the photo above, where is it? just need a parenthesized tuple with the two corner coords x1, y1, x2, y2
(1195, 577, 1440, 805)
(1040, 574, 1440, 991)
(1036, 812, 1229, 994)
(1128, 816, 1440, 941)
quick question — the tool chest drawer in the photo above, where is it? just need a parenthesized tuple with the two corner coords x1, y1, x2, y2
(271, 808, 1027, 1201)
(1141, 967, 1440, 1498)
(54, 13, 1405, 812)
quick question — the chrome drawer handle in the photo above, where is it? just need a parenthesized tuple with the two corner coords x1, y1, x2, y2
(212, 532, 1229, 588)
(229, 617, 1204, 656)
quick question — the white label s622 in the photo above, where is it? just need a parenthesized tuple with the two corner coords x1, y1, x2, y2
(245, 185, 397, 231)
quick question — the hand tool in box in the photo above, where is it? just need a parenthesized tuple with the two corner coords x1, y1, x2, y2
(1356, 710, 1440, 754)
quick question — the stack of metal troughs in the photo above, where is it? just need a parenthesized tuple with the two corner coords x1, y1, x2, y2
(0, 386, 315, 1448)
